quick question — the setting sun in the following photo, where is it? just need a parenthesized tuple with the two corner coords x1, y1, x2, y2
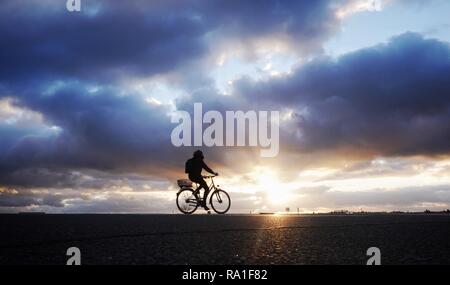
(253, 168, 292, 205)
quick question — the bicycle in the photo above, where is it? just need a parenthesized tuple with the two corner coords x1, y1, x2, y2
(176, 175, 231, 214)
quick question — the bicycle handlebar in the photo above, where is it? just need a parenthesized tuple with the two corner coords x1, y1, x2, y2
(202, 175, 217, 179)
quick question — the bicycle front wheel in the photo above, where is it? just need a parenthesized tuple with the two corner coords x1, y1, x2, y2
(176, 188, 198, 214)
(210, 189, 231, 214)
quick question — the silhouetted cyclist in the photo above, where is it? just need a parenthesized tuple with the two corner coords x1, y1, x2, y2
(185, 150, 218, 211)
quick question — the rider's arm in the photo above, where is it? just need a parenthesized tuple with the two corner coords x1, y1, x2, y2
(202, 161, 216, 175)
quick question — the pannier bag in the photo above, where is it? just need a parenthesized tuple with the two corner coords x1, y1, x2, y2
(177, 179, 193, 188)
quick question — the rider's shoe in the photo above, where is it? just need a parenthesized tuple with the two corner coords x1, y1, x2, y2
(202, 203, 210, 211)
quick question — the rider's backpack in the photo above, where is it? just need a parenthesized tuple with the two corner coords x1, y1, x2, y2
(185, 158, 193, 174)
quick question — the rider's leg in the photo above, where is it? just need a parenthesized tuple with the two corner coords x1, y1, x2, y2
(198, 179, 210, 205)
(190, 176, 209, 209)
(189, 175, 202, 196)
(194, 183, 202, 197)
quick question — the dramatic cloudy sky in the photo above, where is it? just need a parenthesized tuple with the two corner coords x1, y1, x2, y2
(1, 0, 450, 213)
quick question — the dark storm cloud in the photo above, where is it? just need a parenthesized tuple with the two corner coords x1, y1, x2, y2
(0, 83, 188, 188)
(0, 0, 207, 84)
(200, 0, 342, 54)
(0, 0, 347, 190)
(0, 187, 70, 208)
(0, 0, 342, 86)
(233, 33, 450, 157)
(0, 166, 172, 191)
(0, 82, 227, 189)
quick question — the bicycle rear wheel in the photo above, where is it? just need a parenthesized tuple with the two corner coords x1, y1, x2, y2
(176, 188, 198, 214)
(210, 189, 231, 214)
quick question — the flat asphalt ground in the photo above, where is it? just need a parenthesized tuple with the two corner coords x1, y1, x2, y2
(1, 214, 449, 265)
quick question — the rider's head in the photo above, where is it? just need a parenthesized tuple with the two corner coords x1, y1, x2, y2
(193, 150, 204, 159)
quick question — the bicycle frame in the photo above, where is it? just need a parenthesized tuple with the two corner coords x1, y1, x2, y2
(192, 176, 217, 198)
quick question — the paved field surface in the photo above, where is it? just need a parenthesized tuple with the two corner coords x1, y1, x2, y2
(1, 214, 450, 265)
